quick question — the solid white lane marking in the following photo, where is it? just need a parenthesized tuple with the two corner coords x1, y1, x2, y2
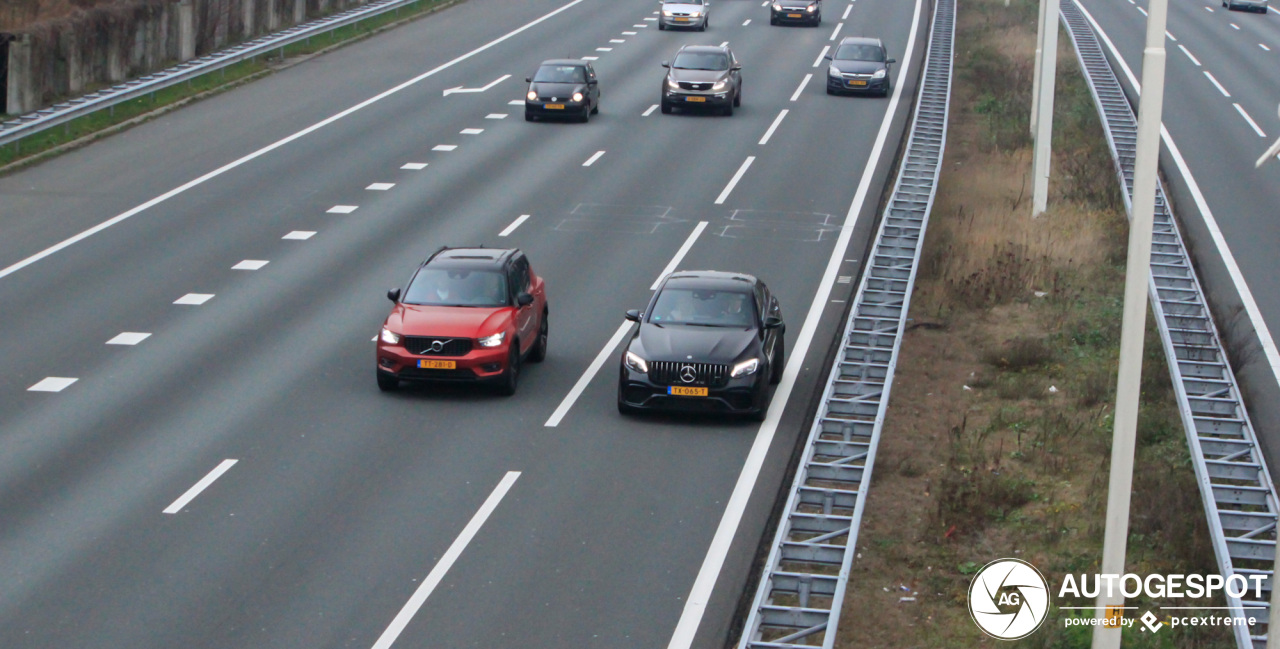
(1261, 44, 1271, 51)
(174, 293, 213, 305)
(499, 214, 531, 237)
(1179, 45, 1201, 66)
(1234, 104, 1267, 137)
(401, 162, 429, 169)
(283, 231, 316, 240)
(829, 21, 843, 40)
(327, 205, 358, 214)
(610, 39, 625, 43)
(790, 74, 812, 101)
(29, 377, 77, 392)
(233, 260, 269, 270)
(508, 99, 524, 105)
(543, 322, 632, 427)
(107, 332, 151, 345)
(651, 222, 708, 290)
(643, 104, 659, 116)
(715, 156, 755, 204)
(366, 182, 395, 191)
(0, 0, 590, 283)
(485, 114, 507, 120)
(759, 109, 789, 145)
(163, 459, 238, 514)
(1165, 30, 1176, 41)
(370, 471, 520, 649)
(1204, 71, 1230, 96)
(596, 47, 613, 52)
(1076, 0, 1280, 447)
(442, 73, 512, 97)
(666, 0, 924, 642)
(461, 128, 484, 135)
(583, 151, 606, 167)
(433, 144, 458, 151)
(1230, 22, 1240, 29)
(813, 45, 830, 67)
(582, 56, 599, 60)
(843, 4, 853, 18)
(1137, 6, 1148, 15)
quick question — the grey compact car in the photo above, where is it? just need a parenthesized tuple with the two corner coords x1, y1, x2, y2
(825, 37, 895, 96)
(660, 45, 742, 116)
(659, 0, 711, 30)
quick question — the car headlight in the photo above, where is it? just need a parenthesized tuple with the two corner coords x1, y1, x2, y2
(572, 92, 584, 102)
(772, 3, 782, 10)
(380, 328, 401, 345)
(625, 351, 649, 373)
(807, 3, 817, 11)
(663, 9, 674, 15)
(478, 332, 506, 347)
(527, 90, 537, 101)
(828, 65, 842, 77)
(712, 80, 727, 91)
(689, 10, 702, 16)
(873, 68, 886, 79)
(731, 358, 760, 378)
(667, 77, 680, 90)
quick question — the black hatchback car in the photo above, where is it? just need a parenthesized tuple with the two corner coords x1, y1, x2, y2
(770, 0, 821, 26)
(618, 271, 784, 420)
(525, 59, 600, 122)
(826, 37, 895, 96)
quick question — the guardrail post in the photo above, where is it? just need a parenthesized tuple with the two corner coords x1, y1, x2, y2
(5, 34, 36, 116)
(178, 0, 196, 62)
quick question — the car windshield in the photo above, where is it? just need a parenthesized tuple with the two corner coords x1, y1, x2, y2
(533, 65, 586, 83)
(673, 52, 728, 71)
(835, 44, 885, 62)
(404, 268, 509, 307)
(649, 288, 754, 327)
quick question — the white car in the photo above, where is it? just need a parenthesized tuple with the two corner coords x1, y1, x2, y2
(659, 0, 711, 31)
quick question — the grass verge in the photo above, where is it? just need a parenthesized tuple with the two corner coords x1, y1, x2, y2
(833, 0, 1233, 646)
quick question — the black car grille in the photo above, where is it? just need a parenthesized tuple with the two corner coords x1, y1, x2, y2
(649, 361, 730, 387)
(403, 337, 472, 356)
(678, 81, 714, 91)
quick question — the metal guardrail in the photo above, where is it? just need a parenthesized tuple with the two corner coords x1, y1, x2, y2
(0, 0, 429, 148)
(734, 0, 955, 644)
(1060, 2, 1279, 647)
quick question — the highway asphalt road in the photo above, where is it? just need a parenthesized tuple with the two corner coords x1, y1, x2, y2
(1071, 0, 1280, 458)
(0, 0, 928, 647)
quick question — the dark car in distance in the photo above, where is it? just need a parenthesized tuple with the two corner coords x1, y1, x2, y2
(660, 45, 743, 116)
(377, 247, 548, 395)
(618, 271, 785, 420)
(770, 0, 821, 26)
(826, 37, 895, 96)
(525, 59, 600, 122)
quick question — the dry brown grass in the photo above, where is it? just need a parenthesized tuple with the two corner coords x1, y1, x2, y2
(0, 0, 142, 31)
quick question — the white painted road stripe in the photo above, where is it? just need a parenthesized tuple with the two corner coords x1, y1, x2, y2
(1204, 71, 1230, 97)
(715, 156, 755, 204)
(759, 109, 789, 145)
(790, 74, 812, 101)
(107, 332, 151, 345)
(623, 31, 637, 34)
(485, 113, 507, 119)
(1179, 44, 1201, 66)
(665, 0, 923, 642)
(0, 0, 590, 283)
(610, 38, 625, 43)
(843, 3, 853, 18)
(743, 18, 751, 25)
(328, 205, 358, 213)
(1230, 22, 1240, 29)
(366, 182, 395, 190)
(283, 231, 316, 240)
(508, 99, 524, 105)
(1234, 104, 1267, 137)
(174, 293, 214, 305)
(28, 377, 77, 392)
(829, 21, 843, 40)
(400, 162, 428, 169)
(543, 322, 633, 427)
(370, 471, 520, 649)
(1261, 44, 1271, 51)
(460, 128, 484, 135)
(651, 221, 708, 290)
(232, 260, 269, 270)
(813, 45, 830, 67)
(582, 56, 599, 61)
(163, 459, 238, 514)
(1165, 30, 1176, 41)
(643, 104, 659, 116)
(596, 47, 613, 52)
(433, 144, 458, 151)
(1137, 6, 1148, 16)
(583, 151, 606, 167)
(499, 214, 531, 237)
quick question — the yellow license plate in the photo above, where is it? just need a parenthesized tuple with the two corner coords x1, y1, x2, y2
(545, 103, 564, 110)
(685, 96, 706, 102)
(675, 17, 690, 21)
(787, 13, 802, 17)
(669, 386, 709, 397)
(418, 359, 456, 369)
(848, 80, 867, 86)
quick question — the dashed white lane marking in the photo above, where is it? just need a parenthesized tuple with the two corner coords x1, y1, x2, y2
(107, 332, 151, 345)
(830, 21, 843, 40)
(791, 74, 813, 101)
(328, 205, 358, 214)
(461, 128, 484, 135)
(1204, 71, 1231, 97)
(433, 144, 458, 151)
(645, 16, 657, 20)
(843, 4, 853, 18)
(1179, 45, 1201, 66)
(743, 18, 752, 25)
(813, 45, 830, 67)
(1137, 6, 1148, 15)
(596, 47, 613, 52)
(29, 377, 77, 392)
(634, 23, 648, 27)
(401, 162, 429, 170)
(283, 231, 316, 240)
(508, 99, 524, 105)
(174, 293, 214, 305)
(759, 109, 789, 145)
(366, 182, 395, 191)
(715, 156, 755, 204)
(583, 151, 606, 167)
(623, 30, 637, 34)
(369, 472, 520, 649)
(1261, 43, 1272, 51)
(720, 41, 729, 47)
(651, 221, 708, 290)
(583, 56, 599, 60)
(499, 214, 531, 237)
(643, 104, 659, 116)
(610, 38, 626, 43)
(233, 260, 269, 270)
(163, 459, 238, 514)
(1205, 6, 1214, 11)
(761, 0, 767, 5)
(1230, 22, 1240, 29)
(485, 114, 508, 120)
(1166, 30, 1177, 41)
(1234, 104, 1267, 137)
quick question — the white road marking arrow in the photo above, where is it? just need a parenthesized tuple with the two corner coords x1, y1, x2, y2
(443, 74, 511, 96)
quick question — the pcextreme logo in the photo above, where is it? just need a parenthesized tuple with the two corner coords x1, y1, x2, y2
(967, 559, 1052, 640)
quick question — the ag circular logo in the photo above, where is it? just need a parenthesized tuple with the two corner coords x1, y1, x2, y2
(968, 558, 1051, 640)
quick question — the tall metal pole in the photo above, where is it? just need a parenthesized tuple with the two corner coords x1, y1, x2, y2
(1031, 0, 1047, 134)
(1030, 0, 1059, 216)
(1090, 0, 1168, 645)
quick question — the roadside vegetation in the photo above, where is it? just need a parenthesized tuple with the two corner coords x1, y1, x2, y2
(834, 0, 1232, 646)
(0, 0, 453, 171)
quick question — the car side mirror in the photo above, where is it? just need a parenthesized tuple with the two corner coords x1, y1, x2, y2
(588, 79, 598, 85)
(525, 77, 532, 83)
(887, 58, 897, 64)
(732, 64, 742, 71)
(387, 288, 401, 303)
(517, 292, 535, 307)
(823, 55, 833, 60)
(661, 61, 670, 68)
(763, 316, 783, 329)
(625, 309, 642, 322)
